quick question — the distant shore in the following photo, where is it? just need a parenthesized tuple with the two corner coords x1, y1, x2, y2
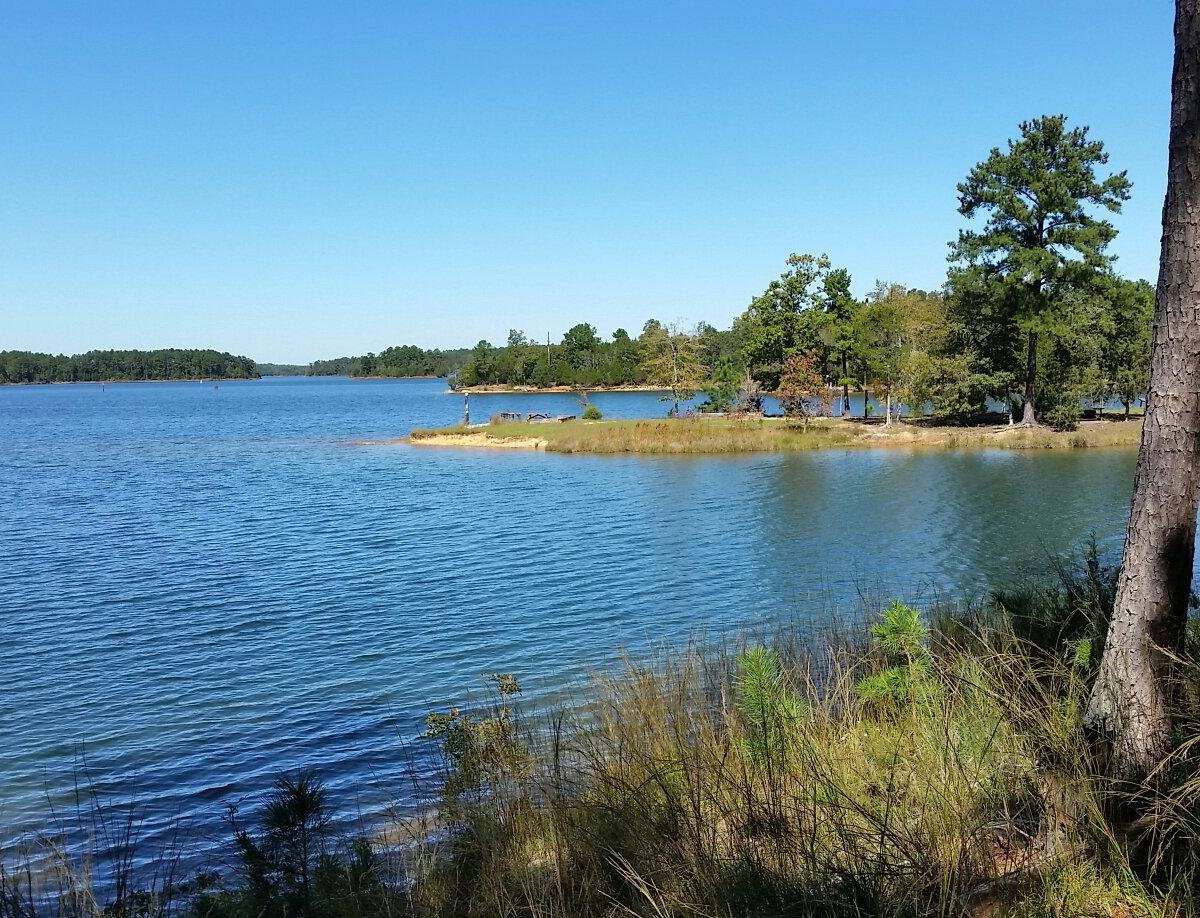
(0, 376, 260, 387)
(402, 416, 1144, 454)
(449, 383, 672, 394)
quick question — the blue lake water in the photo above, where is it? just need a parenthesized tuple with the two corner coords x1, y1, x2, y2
(0, 376, 1143, 852)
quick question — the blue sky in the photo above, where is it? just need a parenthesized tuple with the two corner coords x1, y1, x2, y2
(0, 2, 1172, 363)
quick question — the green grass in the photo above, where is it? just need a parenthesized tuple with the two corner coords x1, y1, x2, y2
(407, 580, 1200, 916)
(409, 416, 1144, 455)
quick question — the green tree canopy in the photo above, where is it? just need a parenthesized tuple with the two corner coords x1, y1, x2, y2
(737, 253, 834, 391)
(950, 114, 1131, 424)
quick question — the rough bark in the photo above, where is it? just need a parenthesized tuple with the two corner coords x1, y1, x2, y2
(1020, 329, 1038, 425)
(1085, 0, 1200, 778)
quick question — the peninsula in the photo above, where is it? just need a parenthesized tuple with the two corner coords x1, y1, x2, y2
(406, 416, 1144, 454)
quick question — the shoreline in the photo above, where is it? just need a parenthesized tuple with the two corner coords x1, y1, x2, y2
(448, 383, 672, 394)
(0, 375, 261, 387)
(403, 416, 1144, 454)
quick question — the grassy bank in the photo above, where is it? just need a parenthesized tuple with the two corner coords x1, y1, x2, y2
(8, 554, 1200, 916)
(408, 554, 1200, 916)
(408, 416, 1144, 455)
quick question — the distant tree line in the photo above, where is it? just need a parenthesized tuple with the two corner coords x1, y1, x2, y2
(306, 345, 473, 378)
(0, 349, 260, 384)
(255, 362, 308, 376)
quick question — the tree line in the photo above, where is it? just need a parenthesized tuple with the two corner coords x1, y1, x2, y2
(0, 348, 260, 384)
(431, 115, 1151, 429)
(6, 116, 1151, 431)
(307, 345, 474, 378)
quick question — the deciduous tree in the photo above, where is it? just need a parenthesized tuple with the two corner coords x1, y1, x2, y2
(639, 321, 706, 416)
(776, 353, 825, 426)
(737, 253, 832, 391)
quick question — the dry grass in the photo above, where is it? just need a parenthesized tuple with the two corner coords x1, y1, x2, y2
(408, 416, 1143, 455)
(407, 579, 1200, 917)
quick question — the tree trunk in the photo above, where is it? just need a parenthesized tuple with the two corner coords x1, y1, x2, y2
(1086, 0, 1200, 778)
(1020, 330, 1038, 425)
(841, 355, 851, 416)
(1124, 399, 1132, 421)
(864, 386, 871, 421)
(885, 388, 893, 426)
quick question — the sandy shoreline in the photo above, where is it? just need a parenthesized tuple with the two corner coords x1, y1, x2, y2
(360, 432, 550, 450)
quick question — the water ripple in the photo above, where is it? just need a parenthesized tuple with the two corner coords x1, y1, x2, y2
(0, 377, 1142, 853)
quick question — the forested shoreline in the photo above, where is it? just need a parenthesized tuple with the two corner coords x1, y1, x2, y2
(0, 349, 260, 384)
(306, 346, 474, 378)
(312, 116, 1154, 430)
(7, 119, 1153, 431)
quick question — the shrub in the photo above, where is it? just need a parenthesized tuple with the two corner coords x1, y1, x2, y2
(195, 770, 395, 916)
(856, 600, 934, 706)
(582, 404, 602, 420)
(733, 646, 804, 766)
(421, 673, 529, 812)
(1040, 396, 1083, 431)
(700, 355, 741, 412)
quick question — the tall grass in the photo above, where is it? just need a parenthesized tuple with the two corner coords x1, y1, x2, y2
(408, 578, 1200, 915)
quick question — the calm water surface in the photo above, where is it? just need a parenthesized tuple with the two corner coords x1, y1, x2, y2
(0, 376, 1142, 848)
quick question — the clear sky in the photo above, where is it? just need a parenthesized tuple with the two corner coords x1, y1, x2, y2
(0, 2, 1173, 364)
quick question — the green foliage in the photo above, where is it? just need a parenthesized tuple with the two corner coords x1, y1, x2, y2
(308, 344, 472, 378)
(0, 349, 260, 384)
(638, 321, 707, 413)
(421, 673, 529, 813)
(734, 646, 803, 766)
(1099, 276, 1155, 417)
(857, 601, 933, 706)
(736, 252, 834, 391)
(195, 769, 393, 917)
(699, 355, 741, 412)
(991, 537, 1117, 666)
(396, 562, 1194, 916)
(950, 114, 1131, 423)
(561, 322, 601, 369)
(952, 114, 1130, 289)
(870, 600, 929, 661)
(582, 404, 602, 420)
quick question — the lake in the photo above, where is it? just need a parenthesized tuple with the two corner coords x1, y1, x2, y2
(0, 376, 1141, 853)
